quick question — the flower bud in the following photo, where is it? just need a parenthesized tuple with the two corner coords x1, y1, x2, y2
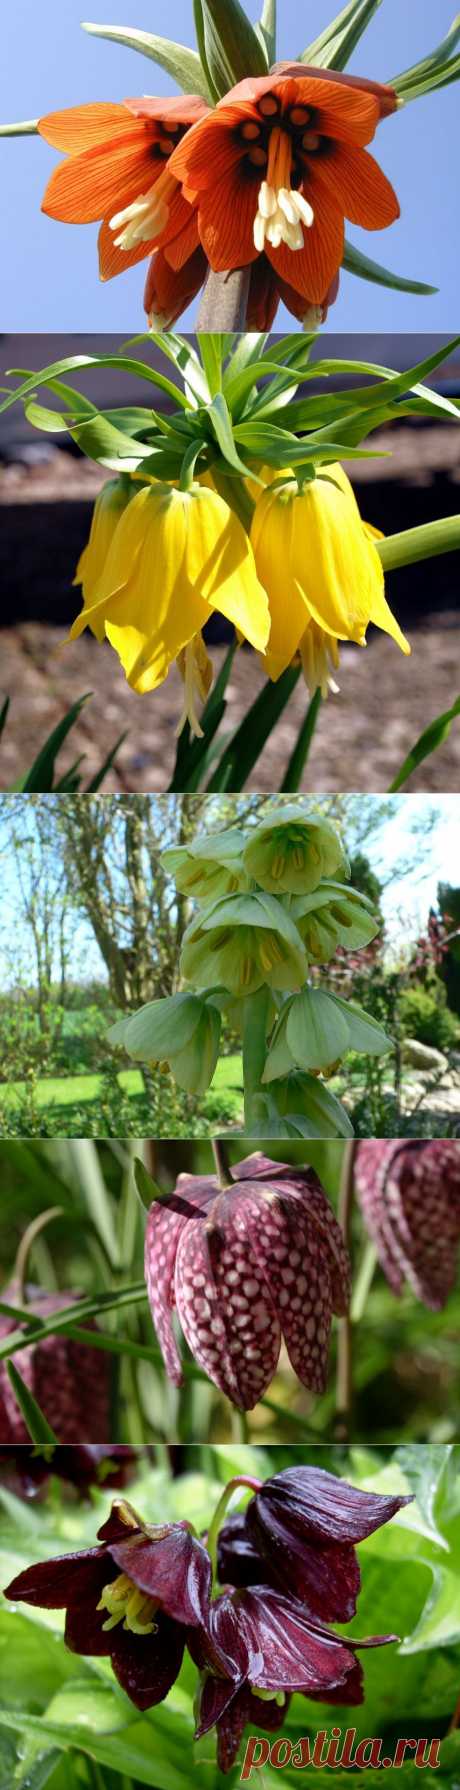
(0, 1283, 111, 1444)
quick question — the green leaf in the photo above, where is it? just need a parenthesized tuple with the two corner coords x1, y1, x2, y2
(199, 0, 268, 98)
(342, 238, 438, 296)
(0, 695, 10, 740)
(394, 1446, 453, 1551)
(85, 729, 129, 792)
(300, 0, 383, 72)
(7, 1362, 58, 1444)
(81, 22, 212, 101)
(206, 665, 301, 790)
(280, 689, 322, 792)
(0, 353, 189, 418)
(378, 516, 460, 576)
(14, 696, 91, 793)
(389, 695, 460, 792)
(207, 392, 252, 475)
(256, 0, 276, 63)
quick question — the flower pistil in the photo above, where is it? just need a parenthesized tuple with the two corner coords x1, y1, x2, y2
(97, 1570, 159, 1635)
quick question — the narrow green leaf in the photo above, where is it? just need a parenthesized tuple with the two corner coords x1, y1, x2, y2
(7, 1362, 58, 1444)
(0, 696, 10, 740)
(16, 695, 91, 793)
(0, 353, 189, 418)
(378, 515, 460, 576)
(256, 0, 276, 63)
(192, 0, 220, 102)
(81, 22, 212, 101)
(389, 696, 460, 792)
(207, 393, 252, 475)
(198, 335, 223, 397)
(199, 0, 268, 99)
(280, 689, 322, 791)
(343, 239, 438, 296)
(0, 117, 39, 134)
(207, 666, 301, 791)
(85, 730, 129, 791)
(0, 1283, 147, 1362)
(134, 1158, 171, 1209)
(301, 0, 382, 71)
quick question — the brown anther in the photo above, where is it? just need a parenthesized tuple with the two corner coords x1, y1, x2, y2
(290, 106, 311, 127)
(158, 136, 176, 155)
(258, 95, 280, 117)
(302, 130, 321, 151)
(241, 121, 262, 141)
(247, 146, 268, 167)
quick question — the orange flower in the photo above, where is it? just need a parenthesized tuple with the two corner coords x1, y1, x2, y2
(169, 69, 399, 304)
(38, 95, 208, 281)
(245, 258, 340, 330)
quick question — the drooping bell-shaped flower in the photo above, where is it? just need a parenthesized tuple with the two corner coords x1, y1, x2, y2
(293, 881, 380, 961)
(5, 1497, 211, 1709)
(242, 804, 349, 893)
(180, 890, 308, 996)
(108, 991, 221, 1094)
(231, 1464, 411, 1622)
(190, 1579, 400, 1772)
(262, 1069, 354, 1139)
(263, 988, 391, 1080)
(0, 1283, 111, 1445)
(144, 1152, 351, 1408)
(161, 827, 250, 902)
(250, 464, 410, 685)
(73, 476, 134, 618)
(355, 1139, 460, 1309)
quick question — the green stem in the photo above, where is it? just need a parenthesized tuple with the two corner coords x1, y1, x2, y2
(211, 1139, 233, 1188)
(210, 463, 255, 531)
(15, 1206, 64, 1302)
(206, 1474, 262, 1584)
(242, 985, 271, 1133)
(350, 1240, 378, 1323)
(377, 515, 460, 574)
(0, 1282, 148, 1361)
(335, 1140, 357, 1443)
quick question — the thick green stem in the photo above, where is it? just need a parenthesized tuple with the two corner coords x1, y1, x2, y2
(210, 464, 255, 531)
(377, 515, 460, 574)
(242, 985, 271, 1133)
(197, 267, 251, 331)
(211, 1139, 233, 1188)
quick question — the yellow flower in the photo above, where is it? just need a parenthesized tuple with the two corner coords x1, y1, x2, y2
(250, 462, 410, 692)
(70, 482, 270, 731)
(73, 476, 134, 636)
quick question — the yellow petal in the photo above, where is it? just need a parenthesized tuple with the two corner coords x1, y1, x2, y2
(251, 481, 308, 677)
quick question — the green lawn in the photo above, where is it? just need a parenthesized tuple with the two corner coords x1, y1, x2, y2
(0, 1056, 243, 1112)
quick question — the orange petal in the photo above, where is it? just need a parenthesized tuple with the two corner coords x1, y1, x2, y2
(125, 94, 210, 125)
(266, 201, 344, 302)
(247, 259, 280, 329)
(42, 131, 160, 224)
(309, 143, 400, 229)
(169, 113, 249, 196)
(220, 72, 380, 146)
(274, 63, 398, 120)
(197, 165, 259, 272)
(162, 207, 201, 271)
(38, 102, 137, 153)
(144, 244, 207, 322)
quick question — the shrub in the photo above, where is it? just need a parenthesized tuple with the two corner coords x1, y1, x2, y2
(399, 985, 460, 1054)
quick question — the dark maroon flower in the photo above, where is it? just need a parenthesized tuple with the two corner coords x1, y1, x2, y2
(0, 1444, 141, 1499)
(144, 1153, 351, 1410)
(355, 1140, 460, 1310)
(5, 1497, 212, 1709)
(219, 1466, 411, 1621)
(190, 1585, 397, 1772)
(0, 1281, 111, 1443)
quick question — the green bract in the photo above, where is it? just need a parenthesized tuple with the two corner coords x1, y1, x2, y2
(243, 806, 350, 894)
(108, 991, 221, 1093)
(180, 890, 308, 996)
(161, 827, 249, 901)
(263, 987, 392, 1079)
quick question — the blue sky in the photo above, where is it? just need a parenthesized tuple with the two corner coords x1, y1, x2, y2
(1, 0, 458, 332)
(1, 796, 458, 990)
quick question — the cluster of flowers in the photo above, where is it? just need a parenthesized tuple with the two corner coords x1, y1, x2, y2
(74, 455, 408, 735)
(4, 1464, 409, 1772)
(109, 807, 392, 1137)
(36, 66, 399, 330)
(144, 1139, 460, 1414)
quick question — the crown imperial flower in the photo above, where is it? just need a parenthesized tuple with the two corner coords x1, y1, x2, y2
(355, 1139, 460, 1309)
(144, 1152, 351, 1408)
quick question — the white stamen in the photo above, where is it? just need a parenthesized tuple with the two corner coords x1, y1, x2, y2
(253, 182, 314, 253)
(110, 185, 170, 251)
(176, 640, 208, 739)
